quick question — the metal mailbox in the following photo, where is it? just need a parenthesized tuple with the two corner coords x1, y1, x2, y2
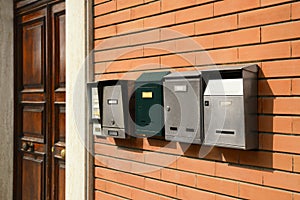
(163, 71, 203, 144)
(87, 82, 102, 136)
(135, 71, 170, 137)
(202, 65, 258, 149)
(99, 80, 135, 139)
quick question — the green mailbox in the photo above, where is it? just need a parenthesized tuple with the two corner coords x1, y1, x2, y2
(135, 71, 170, 137)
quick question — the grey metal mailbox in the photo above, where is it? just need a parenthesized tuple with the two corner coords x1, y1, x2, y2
(202, 65, 258, 149)
(163, 71, 203, 144)
(99, 80, 135, 139)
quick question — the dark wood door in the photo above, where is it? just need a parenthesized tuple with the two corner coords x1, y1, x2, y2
(15, 2, 65, 200)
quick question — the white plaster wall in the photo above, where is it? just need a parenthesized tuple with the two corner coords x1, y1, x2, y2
(66, 0, 88, 199)
(0, 0, 14, 199)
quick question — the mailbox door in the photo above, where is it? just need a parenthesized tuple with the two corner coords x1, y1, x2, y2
(164, 78, 201, 143)
(204, 96, 245, 148)
(102, 85, 125, 129)
(135, 83, 164, 136)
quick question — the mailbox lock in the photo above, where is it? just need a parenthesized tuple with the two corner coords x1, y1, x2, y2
(111, 119, 115, 125)
(166, 106, 171, 112)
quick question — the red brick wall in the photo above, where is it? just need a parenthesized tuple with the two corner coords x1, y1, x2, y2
(93, 0, 300, 199)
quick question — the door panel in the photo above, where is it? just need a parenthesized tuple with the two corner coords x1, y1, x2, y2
(22, 154, 45, 200)
(22, 19, 45, 91)
(22, 104, 46, 142)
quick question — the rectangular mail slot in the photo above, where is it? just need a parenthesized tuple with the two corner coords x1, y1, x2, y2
(163, 71, 203, 144)
(99, 80, 135, 139)
(202, 64, 258, 150)
(135, 71, 170, 137)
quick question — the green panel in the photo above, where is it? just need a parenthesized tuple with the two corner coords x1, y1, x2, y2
(136, 71, 170, 83)
(135, 71, 170, 137)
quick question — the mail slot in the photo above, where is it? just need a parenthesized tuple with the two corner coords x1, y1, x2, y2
(163, 71, 203, 144)
(202, 65, 258, 149)
(99, 80, 135, 139)
(135, 71, 170, 137)
(87, 82, 103, 136)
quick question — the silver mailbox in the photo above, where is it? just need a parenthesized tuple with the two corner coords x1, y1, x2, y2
(99, 80, 135, 139)
(203, 65, 258, 150)
(163, 71, 203, 144)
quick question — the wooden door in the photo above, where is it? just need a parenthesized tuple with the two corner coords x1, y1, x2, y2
(14, 2, 65, 200)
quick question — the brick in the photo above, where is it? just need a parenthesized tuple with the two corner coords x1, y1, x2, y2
(177, 186, 215, 200)
(261, 97, 300, 115)
(116, 0, 143, 10)
(261, 60, 300, 78)
(261, 0, 292, 6)
(129, 29, 160, 45)
(292, 78, 300, 95)
(206, 48, 238, 64)
(95, 179, 106, 191)
(94, 0, 116, 16)
(95, 191, 124, 200)
(95, 167, 145, 188)
(161, 53, 196, 68)
(161, 23, 195, 40)
(161, 0, 196, 12)
(94, 26, 117, 39)
(117, 19, 143, 34)
(193, 35, 214, 50)
(145, 179, 177, 197)
(239, 151, 293, 171)
(295, 193, 300, 200)
(94, 35, 130, 50)
(94, 62, 106, 74)
(105, 181, 132, 199)
(175, 4, 213, 23)
(105, 57, 160, 73)
(239, 5, 290, 28)
(196, 175, 238, 196)
(292, 41, 300, 57)
(292, 2, 300, 20)
(144, 152, 177, 168)
(258, 116, 293, 134)
(293, 117, 300, 134)
(131, 162, 161, 179)
(214, 0, 260, 16)
(294, 155, 300, 173)
(258, 79, 291, 96)
(176, 37, 204, 52)
(131, 189, 160, 200)
(262, 21, 300, 42)
(195, 14, 238, 35)
(94, 9, 131, 28)
(214, 27, 260, 48)
(131, 1, 160, 19)
(143, 41, 176, 56)
(94, 0, 110, 5)
(144, 12, 175, 28)
(94, 47, 143, 62)
(263, 170, 300, 191)
(177, 157, 215, 176)
(239, 42, 290, 62)
(260, 133, 300, 154)
(215, 163, 263, 184)
(161, 168, 196, 187)
(239, 183, 293, 200)
(95, 73, 124, 81)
